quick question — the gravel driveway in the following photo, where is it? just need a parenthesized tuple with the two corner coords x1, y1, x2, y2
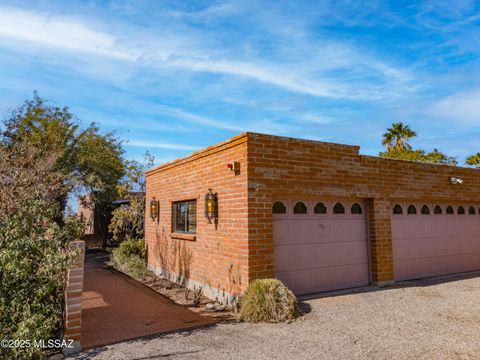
(69, 273, 480, 360)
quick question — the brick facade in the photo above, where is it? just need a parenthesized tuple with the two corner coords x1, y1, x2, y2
(145, 132, 480, 302)
(64, 240, 85, 355)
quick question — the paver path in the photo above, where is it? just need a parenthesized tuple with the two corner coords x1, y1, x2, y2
(81, 252, 216, 350)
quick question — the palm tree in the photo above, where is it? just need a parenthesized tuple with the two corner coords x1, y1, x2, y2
(466, 153, 480, 167)
(382, 122, 417, 150)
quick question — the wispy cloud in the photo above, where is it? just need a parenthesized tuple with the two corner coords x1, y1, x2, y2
(428, 88, 480, 125)
(0, 5, 416, 101)
(126, 139, 200, 151)
(0, 6, 138, 60)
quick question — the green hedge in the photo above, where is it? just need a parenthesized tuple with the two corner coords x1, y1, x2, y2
(112, 239, 147, 279)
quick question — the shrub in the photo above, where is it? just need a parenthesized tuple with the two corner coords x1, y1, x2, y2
(112, 239, 147, 279)
(0, 199, 83, 360)
(238, 279, 300, 323)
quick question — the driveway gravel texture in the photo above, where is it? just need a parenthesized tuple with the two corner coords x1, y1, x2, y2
(69, 272, 480, 360)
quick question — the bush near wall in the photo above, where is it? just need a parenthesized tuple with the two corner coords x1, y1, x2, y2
(0, 199, 83, 360)
(111, 238, 147, 279)
(238, 279, 300, 323)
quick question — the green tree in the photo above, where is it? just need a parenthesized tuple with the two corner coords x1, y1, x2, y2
(0, 140, 83, 359)
(466, 153, 480, 167)
(2, 93, 125, 234)
(109, 153, 153, 243)
(382, 122, 417, 150)
(380, 148, 457, 165)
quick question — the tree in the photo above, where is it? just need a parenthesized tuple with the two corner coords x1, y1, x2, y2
(382, 122, 417, 150)
(466, 153, 480, 167)
(380, 123, 457, 166)
(380, 148, 457, 165)
(0, 140, 83, 359)
(1, 93, 125, 234)
(108, 153, 154, 243)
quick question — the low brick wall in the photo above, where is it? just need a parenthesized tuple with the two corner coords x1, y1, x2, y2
(64, 240, 85, 355)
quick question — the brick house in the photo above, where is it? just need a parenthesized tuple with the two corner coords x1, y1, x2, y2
(145, 132, 480, 304)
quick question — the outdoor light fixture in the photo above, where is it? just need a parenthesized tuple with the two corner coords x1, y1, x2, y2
(450, 177, 464, 185)
(150, 197, 159, 222)
(205, 188, 218, 224)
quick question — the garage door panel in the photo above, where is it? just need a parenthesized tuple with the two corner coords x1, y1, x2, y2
(274, 246, 291, 271)
(393, 203, 480, 281)
(331, 242, 368, 266)
(330, 220, 366, 242)
(274, 199, 369, 295)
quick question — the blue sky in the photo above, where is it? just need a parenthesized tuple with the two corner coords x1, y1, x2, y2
(0, 0, 479, 166)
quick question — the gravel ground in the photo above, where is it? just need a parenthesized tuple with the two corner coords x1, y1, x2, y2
(69, 273, 480, 360)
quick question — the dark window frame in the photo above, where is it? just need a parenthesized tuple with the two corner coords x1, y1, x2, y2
(393, 204, 403, 215)
(333, 203, 345, 214)
(351, 203, 362, 214)
(293, 202, 308, 214)
(272, 201, 287, 214)
(172, 199, 197, 234)
(407, 205, 417, 215)
(314, 202, 327, 214)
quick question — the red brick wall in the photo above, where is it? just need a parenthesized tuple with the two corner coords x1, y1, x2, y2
(146, 132, 480, 299)
(64, 240, 85, 355)
(247, 132, 480, 284)
(145, 135, 249, 301)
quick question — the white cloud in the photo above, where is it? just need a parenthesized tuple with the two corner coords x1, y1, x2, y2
(126, 139, 199, 151)
(0, 6, 138, 60)
(429, 89, 480, 124)
(0, 6, 415, 102)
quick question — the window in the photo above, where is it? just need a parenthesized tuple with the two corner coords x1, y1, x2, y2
(469, 206, 476, 215)
(173, 200, 197, 233)
(446, 206, 454, 214)
(393, 204, 403, 215)
(314, 202, 327, 214)
(293, 202, 307, 214)
(351, 203, 362, 214)
(434, 205, 442, 215)
(458, 206, 465, 215)
(333, 203, 345, 214)
(272, 201, 286, 214)
(421, 205, 430, 215)
(407, 205, 417, 215)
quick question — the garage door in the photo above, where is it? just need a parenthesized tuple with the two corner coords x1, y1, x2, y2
(273, 200, 369, 295)
(392, 203, 480, 281)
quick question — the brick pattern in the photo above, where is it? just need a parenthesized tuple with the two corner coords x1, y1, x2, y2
(146, 132, 480, 299)
(145, 134, 249, 298)
(247, 133, 480, 284)
(64, 241, 85, 354)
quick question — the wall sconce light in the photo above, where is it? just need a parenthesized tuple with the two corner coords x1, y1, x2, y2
(150, 197, 159, 222)
(205, 188, 218, 224)
(450, 177, 463, 185)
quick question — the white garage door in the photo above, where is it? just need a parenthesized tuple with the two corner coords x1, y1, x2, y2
(392, 203, 480, 281)
(273, 200, 369, 295)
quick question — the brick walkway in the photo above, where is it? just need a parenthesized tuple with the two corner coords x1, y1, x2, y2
(81, 252, 216, 350)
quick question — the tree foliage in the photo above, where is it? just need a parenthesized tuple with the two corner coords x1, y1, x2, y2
(380, 148, 458, 165)
(2, 93, 125, 219)
(0, 93, 128, 358)
(466, 153, 480, 167)
(0, 141, 83, 359)
(108, 154, 153, 243)
(379, 122, 457, 165)
(382, 122, 417, 150)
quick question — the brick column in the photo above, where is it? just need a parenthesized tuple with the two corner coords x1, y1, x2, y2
(64, 240, 85, 355)
(368, 198, 394, 285)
